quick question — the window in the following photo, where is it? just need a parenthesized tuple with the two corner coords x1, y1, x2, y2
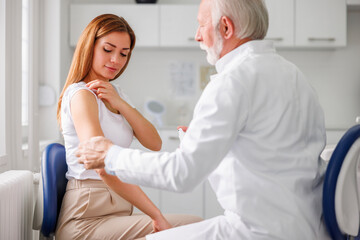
(0, 0, 23, 172)
(1, 0, 40, 172)
(0, 0, 7, 167)
(22, 0, 29, 127)
(23, 0, 40, 171)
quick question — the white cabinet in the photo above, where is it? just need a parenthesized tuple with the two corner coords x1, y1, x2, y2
(264, 0, 295, 47)
(158, 129, 204, 217)
(130, 129, 206, 218)
(157, 129, 222, 218)
(347, 0, 360, 9)
(347, 0, 360, 4)
(161, 183, 204, 216)
(69, 4, 199, 48)
(264, 0, 346, 48)
(69, 2, 347, 49)
(129, 138, 162, 210)
(159, 129, 181, 151)
(70, 4, 159, 47)
(159, 5, 199, 47)
(295, 0, 346, 47)
(204, 181, 223, 219)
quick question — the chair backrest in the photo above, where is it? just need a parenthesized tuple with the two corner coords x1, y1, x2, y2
(323, 124, 360, 240)
(40, 143, 68, 237)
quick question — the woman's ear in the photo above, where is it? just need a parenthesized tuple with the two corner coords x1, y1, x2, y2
(220, 16, 234, 40)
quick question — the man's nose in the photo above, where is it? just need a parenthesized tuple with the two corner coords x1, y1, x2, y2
(195, 27, 202, 42)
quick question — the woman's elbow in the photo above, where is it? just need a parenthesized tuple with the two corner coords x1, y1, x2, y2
(144, 136, 162, 151)
(152, 138, 162, 151)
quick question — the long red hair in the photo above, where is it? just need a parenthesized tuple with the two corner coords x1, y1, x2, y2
(56, 14, 136, 128)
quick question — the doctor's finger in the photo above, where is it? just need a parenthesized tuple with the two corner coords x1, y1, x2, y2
(83, 162, 93, 170)
(77, 141, 85, 150)
(75, 146, 89, 157)
(76, 148, 97, 160)
(84, 159, 104, 169)
(84, 152, 103, 161)
(77, 140, 94, 152)
(78, 150, 104, 161)
(88, 136, 109, 145)
(77, 155, 87, 164)
(75, 149, 84, 158)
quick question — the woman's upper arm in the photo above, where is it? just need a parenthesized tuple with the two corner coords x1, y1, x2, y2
(70, 90, 104, 142)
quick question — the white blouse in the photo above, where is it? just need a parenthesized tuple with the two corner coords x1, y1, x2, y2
(61, 81, 134, 180)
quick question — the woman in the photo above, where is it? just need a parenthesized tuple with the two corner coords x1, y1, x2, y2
(55, 14, 202, 240)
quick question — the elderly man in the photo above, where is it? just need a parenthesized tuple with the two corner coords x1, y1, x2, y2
(77, 0, 330, 239)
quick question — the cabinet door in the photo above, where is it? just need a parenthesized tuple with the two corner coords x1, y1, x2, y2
(159, 129, 181, 151)
(161, 183, 204, 217)
(264, 0, 295, 47)
(70, 4, 159, 47)
(159, 129, 204, 217)
(204, 181, 223, 219)
(295, 0, 346, 47)
(160, 5, 199, 47)
(129, 139, 161, 212)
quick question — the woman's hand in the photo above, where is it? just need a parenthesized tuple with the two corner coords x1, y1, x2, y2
(86, 80, 123, 110)
(152, 214, 172, 233)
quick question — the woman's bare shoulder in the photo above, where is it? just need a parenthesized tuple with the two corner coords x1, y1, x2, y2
(71, 89, 98, 109)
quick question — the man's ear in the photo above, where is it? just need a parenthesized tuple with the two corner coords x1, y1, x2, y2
(219, 16, 234, 40)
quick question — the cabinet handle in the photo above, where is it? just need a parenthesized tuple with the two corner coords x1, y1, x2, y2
(308, 37, 335, 42)
(265, 37, 283, 41)
(168, 136, 179, 141)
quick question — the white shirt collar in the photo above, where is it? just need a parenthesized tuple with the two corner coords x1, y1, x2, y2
(215, 40, 275, 73)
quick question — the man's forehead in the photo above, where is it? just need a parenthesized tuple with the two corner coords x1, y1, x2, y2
(198, 0, 212, 23)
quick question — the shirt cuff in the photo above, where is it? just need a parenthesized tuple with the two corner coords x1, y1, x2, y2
(104, 145, 122, 176)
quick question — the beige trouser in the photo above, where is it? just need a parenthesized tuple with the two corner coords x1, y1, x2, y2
(55, 179, 202, 240)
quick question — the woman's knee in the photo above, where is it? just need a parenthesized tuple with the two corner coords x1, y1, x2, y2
(164, 214, 203, 228)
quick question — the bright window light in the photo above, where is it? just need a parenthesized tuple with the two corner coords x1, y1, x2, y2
(22, 0, 29, 126)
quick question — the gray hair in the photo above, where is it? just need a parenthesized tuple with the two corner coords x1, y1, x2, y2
(211, 0, 269, 40)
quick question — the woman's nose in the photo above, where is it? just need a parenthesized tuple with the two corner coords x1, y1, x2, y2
(111, 54, 120, 64)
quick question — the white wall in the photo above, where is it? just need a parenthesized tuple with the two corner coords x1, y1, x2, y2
(280, 10, 360, 130)
(39, 0, 61, 141)
(115, 48, 208, 126)
(39, 2, 360, 140)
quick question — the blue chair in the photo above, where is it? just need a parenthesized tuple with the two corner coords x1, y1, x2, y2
(323, 125, 360, 240)
(33, 143, 68, 238)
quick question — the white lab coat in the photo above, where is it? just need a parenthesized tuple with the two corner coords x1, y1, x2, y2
(105, 40, 330, 239)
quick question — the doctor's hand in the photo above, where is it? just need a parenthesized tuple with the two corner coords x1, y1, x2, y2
(76, 136, 113, 170)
